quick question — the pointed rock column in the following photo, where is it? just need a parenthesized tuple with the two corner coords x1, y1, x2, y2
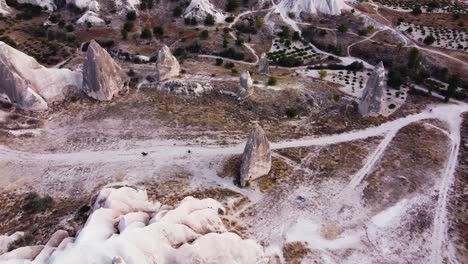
(82, 40, 127, 101)
(358, 61, 385, 116)
(258, 53, 269, 75)
(238, 71, 253, 98)
(239, 124, 272, 187)
(156, 44, 180, 81)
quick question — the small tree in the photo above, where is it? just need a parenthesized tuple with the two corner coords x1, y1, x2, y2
(204, 14, 215, 26)
(318, 69, 327, 79)
(292, 31, 301, 41)
(226, 0, 239, 12)
(153, 26, 164, 38)
(200, 30, 209, 39)
(173, 6, 182, 17)
(286, 107, 300, 118)
(126, 10, 137, 21)
(423, 35, 435, 45)
(411, 7, 422, 15)
(215, 58, 223, 66)
(235, 37, 244, 46)
(141, 27, 152, 39)
(123, 21, 134, 32)
(267, 76, 277, 86)
(445, 74, 460, 102)
(337, 24, 348, 33)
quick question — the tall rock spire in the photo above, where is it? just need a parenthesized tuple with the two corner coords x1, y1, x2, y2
(359, 61, 385, 116)
(82, 40, 128, 101)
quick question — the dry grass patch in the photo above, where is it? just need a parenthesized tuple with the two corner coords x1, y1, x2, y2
(282, 242, 311, 264)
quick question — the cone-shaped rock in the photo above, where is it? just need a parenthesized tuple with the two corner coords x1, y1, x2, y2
(238, 71, 253, 98)
(0, 41, 82, 111)
(239, 124, 272, 187)
(156, 44, 180, 81)
(82, 40, 127, 101)
(258, 53, 269, 75)
(359, 61, 385, 116)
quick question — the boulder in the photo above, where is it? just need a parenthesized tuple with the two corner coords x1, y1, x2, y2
(238, 71, 253, 98)
(358, 61, 385, 116)
(258, 53, 269, 75)
(82, 40, 128, 101)
(0, 42, 82, 111)
(184, 0, 225, 22)
(156, 45, 181, 81)
(239, 124, 272, 187)
(0, 0, 10, 15)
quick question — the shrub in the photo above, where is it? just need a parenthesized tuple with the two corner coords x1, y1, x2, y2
(126, 10, 137, 21)
(267, 76, 277, 86)
(215, 58, 223, 65)
(292, 31, 301, 41)
(173, 6, 183, 17)
(225, 16, 235, 23)
(225, 62, 235, 69)
(65, 24, 74, 32)
(22, 192, 53, 213)
(204, 14, 215, 26)
(141, 27, 152, 39)
(423, 35, 435, 45)
(286, 107, 300, 118)
(235, 37, 244, 46)
(225, 0, 239, 12)
(411, 7, 422, 15)
(337, 24, 348, 33)
(153, 26, 164, 38)
(287, 12, 295, 19)
(256, 17, 265, 27)
(1, 36, 17, 48)
(200, 30, 209, 39)
(318, 69, 327, 79)
(123, 21, 134, 32)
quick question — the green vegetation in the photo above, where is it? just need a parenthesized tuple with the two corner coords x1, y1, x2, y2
(337, 24, 348, 33)
(153, 26, 164, 39)
(318, 69, 327, 79)
(226, 0, 239, 12)
(267, 76, 277, 86)
(200, 30, 209, 39)
(141, 27, 152, 39)
(204, 14, 215, 26)
(286, 107, 300, 118)
(22, 192, 53, 213)
(126, 10, 137, 21)
(173, 6, 183, 17)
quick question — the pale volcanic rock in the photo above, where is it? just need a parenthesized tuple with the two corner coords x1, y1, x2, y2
(238, 71, 254, 98)
(184, 0, 225, 23)
(359, 61, 385, 116)
(239, 124, 272, 187)
(0, 42, 82, 111)
(258, 53, 269, 75)
(278, 0, 349, 16)
(156, 44, 181, 81)
(0, 187, 266, 263)
(0, 0, 10, 15)
(82, 40, 128, 101)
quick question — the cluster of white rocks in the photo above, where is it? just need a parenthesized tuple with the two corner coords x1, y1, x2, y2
(0, 40, 183, 111)
(0, 187, 266, 263)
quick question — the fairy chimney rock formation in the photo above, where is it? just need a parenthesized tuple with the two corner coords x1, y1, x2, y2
(0, 41, 82, 111)
(239, 124, 272, 187)
(82, 40, 127, 101)
(156, 44, 180, 81)
(358, 61, 385, 116)
(238, 71, 253, 98)
(258, 53, 269, 75)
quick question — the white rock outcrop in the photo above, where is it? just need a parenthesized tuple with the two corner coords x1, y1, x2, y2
(82, 40, 128, 101)
(0, 232, 24, 255)
(239, 124, 272, 187)
(77, 11, 105, 25)
(0, 187, 266, 263)
(238, 71, 254, 98)
(258, 53, 269, 75)
(0, 41, 82, 111)
(359, 61, 385, 116)
(0, 0, 10, 15)
(184, 0, 225, 23)
(278, 0, 349, 16)
(156, 44, 180, 81)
